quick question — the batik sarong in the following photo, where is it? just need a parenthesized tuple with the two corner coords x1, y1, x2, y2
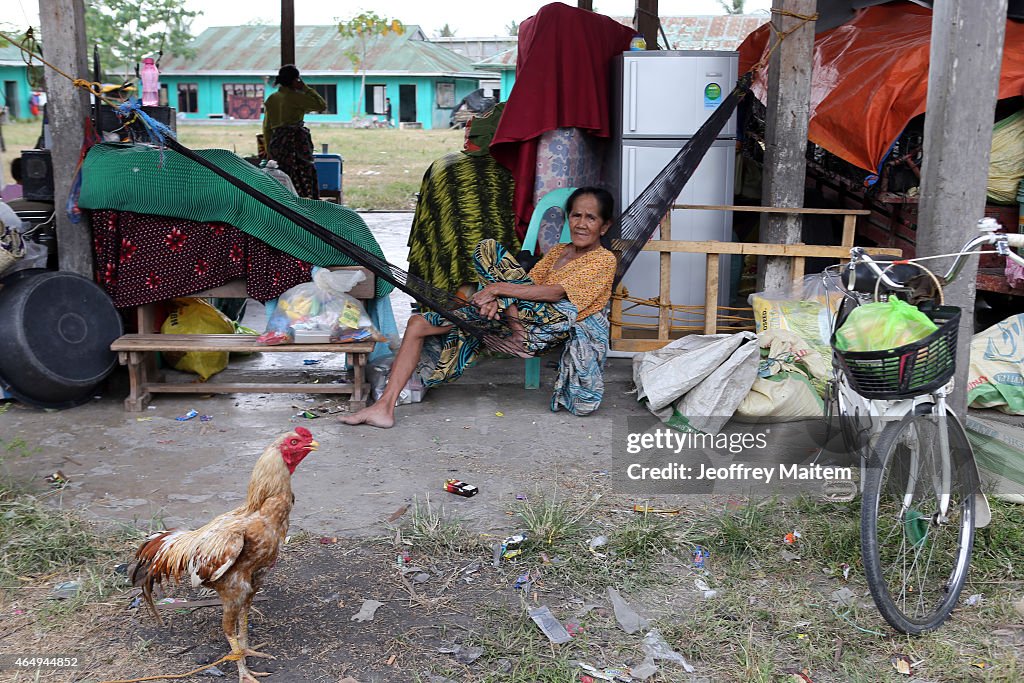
(419, 240, 609, 415)
(268, 124, 319, 200)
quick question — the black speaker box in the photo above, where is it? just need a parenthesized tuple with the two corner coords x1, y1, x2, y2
(98, 104, 176, 140)
(21, 149, 54, 202)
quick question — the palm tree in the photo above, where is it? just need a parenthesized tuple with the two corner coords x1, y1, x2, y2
(718, 0, 746, 14)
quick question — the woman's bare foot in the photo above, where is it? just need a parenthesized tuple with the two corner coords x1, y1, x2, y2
(339, 403, 395, 428)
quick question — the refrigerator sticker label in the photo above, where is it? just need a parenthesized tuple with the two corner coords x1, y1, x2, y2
(704, 83, 722, 109)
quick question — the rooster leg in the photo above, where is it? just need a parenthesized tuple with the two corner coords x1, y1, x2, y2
(238, 603, 276, 660)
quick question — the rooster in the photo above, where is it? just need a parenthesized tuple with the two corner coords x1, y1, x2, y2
(132, 427, 318, 682)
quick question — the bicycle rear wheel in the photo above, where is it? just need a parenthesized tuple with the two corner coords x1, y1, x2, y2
(861, 407, 977, 634)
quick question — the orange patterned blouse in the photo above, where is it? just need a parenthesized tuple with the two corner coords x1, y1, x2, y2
(529, 244, 617, 321)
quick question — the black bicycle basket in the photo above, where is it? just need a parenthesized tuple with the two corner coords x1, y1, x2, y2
(832, 305, 960, 400)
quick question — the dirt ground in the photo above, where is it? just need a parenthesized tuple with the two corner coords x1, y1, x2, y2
(1, 214, 1022, 682)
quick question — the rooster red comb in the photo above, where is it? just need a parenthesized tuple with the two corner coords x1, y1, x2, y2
(294, 427, 312, 439)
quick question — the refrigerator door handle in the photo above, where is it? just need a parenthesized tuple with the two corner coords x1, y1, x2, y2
(627, 146, 636, 204)
(628, 60, 638, 133)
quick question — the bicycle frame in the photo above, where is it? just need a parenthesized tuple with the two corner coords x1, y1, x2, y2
(828, 218, 1024, 525)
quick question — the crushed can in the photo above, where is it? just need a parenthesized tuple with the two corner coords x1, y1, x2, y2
(692, 545, 710, 569)
(501, 533, 527, 560)
(444, 479, 479, 497)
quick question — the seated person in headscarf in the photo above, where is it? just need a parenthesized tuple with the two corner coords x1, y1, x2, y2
(406, 102, 518, 298)
(343, 187, 616, 429)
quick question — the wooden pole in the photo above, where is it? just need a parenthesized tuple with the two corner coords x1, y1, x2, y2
(577, 0, 594, 10)
(281, 0, 295, 66)
(39, 0, 93, 277)
(916, 0, 1008, 413)
(759, 0, 816, 293)
(637, 0, 659, 50)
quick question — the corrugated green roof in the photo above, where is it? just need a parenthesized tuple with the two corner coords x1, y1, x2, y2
(0, 43, 31, 66)
(473, 15, 769, 71)
(161, 25, 487, 77)
(473, 47, 516, 71)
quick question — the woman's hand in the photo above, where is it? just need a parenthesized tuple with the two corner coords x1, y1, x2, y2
(478, 299, 500, 321)
(471, 284, 500, 308)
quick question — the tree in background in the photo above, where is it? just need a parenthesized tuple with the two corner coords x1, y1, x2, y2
(717, 0, 747, 14)
(86, 0, 198, 81)
(338, 12, 404, 120)
(506, 20, 519, 36)
(437, 23, 456, 38)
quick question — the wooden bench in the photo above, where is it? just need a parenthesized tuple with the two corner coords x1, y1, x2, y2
(110, 267, 377, 412)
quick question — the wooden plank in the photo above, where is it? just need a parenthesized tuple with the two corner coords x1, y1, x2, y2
(791, 256, 806, 288)
(112, 334, 375, 354)
(658, 213, 672, 340)
(610, 338, 682, 353)
(156, 595, 268, 611)
(140, 382, 366, 394)
(703, 254, 719, 335)
(841, 214, 857, 248)
(674, 204, 870, 216)
(610, 239, 901, 258)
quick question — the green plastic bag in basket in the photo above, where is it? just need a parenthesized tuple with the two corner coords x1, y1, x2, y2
(834, 298, 938, 353)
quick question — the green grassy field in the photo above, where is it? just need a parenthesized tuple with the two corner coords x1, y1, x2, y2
(0, 120, 464, 211)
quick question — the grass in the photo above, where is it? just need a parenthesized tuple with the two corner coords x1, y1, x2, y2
(0, 428, 140, 624)
(0, 119, 464, 210)
(396, 493, 474, 553)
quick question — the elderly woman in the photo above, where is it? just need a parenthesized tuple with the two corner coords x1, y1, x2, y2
(342, 186, 617, 429)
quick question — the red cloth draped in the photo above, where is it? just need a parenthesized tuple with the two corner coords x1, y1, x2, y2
(91, 210, 314, 308)
(489, 2, 636, 239)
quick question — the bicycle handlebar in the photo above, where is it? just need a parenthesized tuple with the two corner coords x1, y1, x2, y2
(845, 219, 1024, 294)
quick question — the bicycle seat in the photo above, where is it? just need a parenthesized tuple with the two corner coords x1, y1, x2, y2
(842, 257, 922, 294)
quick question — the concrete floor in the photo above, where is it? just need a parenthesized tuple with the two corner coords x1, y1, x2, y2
(0, 213, 648, 538)
(3, 212, 1020, 538)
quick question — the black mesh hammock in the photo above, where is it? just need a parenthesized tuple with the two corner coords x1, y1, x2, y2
(148, 73, 750, 351)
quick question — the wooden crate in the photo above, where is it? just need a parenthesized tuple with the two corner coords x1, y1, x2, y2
(609, 205, 902, 353)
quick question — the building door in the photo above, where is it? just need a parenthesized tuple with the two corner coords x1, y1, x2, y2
(4, 82, 18, 119)
(399, 84, 416, 124)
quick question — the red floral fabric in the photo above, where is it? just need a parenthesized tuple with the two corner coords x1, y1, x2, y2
(91, 210, 314, 308)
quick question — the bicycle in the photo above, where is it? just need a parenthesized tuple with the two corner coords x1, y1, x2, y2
(824, 217, 1024, 634)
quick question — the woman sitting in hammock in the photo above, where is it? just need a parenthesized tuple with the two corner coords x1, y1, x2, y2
(342, 187, 617, 429)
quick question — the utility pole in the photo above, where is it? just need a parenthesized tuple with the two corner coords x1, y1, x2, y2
(637, 0, 659, 50)
(39, 0, 93, 277)
(760, 0, 816, 293)
(916, 0, 1008, 413)
(281, 0, 295, 66)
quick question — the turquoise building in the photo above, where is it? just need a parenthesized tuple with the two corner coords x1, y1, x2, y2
(0, 44, 38, 120)
(159, 25, 494, 130)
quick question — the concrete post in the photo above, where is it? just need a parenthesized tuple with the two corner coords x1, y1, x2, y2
(759, 0, 816, 293)
(916, 0, 1008, 413)
(39, 0, 93, 277)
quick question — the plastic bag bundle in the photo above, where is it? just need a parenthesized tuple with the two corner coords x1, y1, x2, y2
(748, 274, 843, 363)
(987, 110, 1024, 205)
(161, 298, 235, 380)
(834, 298, 937, 353)
(258, 268, 386, 345)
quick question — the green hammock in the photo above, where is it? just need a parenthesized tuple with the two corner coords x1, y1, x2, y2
(78, 143, 394, 298)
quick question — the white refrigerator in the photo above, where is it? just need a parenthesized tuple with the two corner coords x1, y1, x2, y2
(610, 50, 739, 309)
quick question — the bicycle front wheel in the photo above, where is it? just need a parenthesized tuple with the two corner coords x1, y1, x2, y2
(861, 408, 977, 634)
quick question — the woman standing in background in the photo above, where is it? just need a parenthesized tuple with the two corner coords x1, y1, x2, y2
(262, 65, 326, 199)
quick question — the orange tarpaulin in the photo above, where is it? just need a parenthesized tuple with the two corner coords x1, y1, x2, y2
(738, 2, 1024, 173)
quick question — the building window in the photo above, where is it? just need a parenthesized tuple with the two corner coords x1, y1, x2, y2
(436, 82, 455, 109)
(365, 84, 386, 115)
(310, 84, 337, 115)
(222, 83, 265, 119)
(177, 83, 198, 113)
